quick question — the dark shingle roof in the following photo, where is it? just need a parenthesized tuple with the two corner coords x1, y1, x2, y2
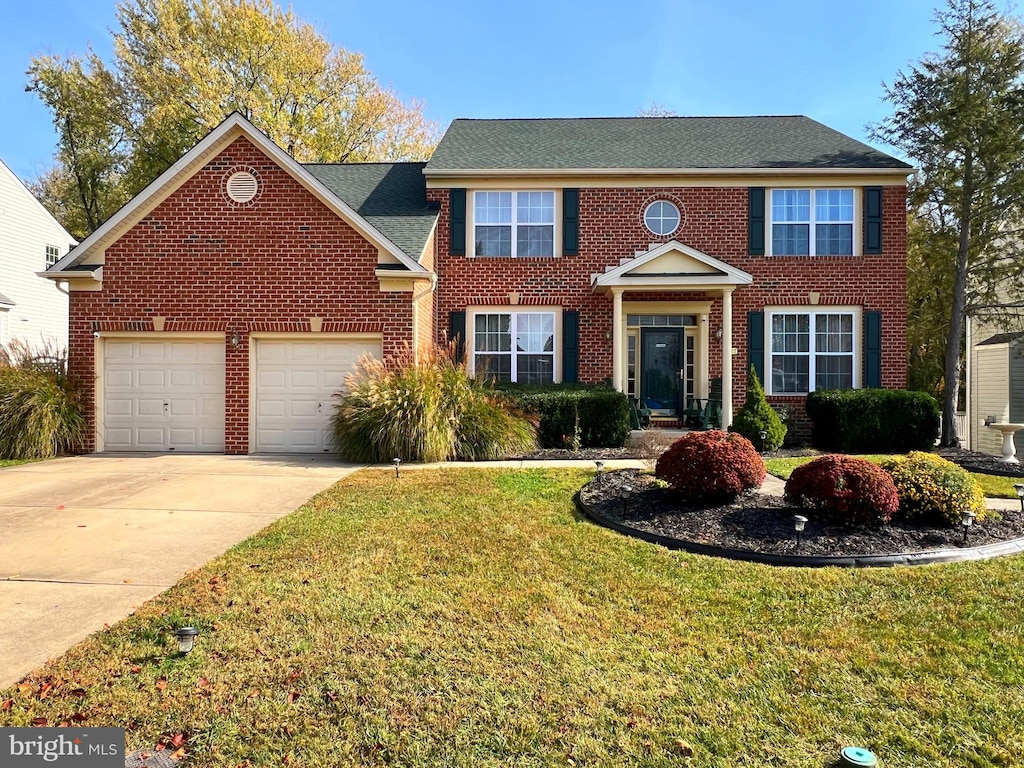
(304, 162, 437, 261)
(425, 116, 911, 172)
(979, 332, 1024, 346)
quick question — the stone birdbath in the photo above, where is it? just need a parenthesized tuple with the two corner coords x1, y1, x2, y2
(987, 422, 1024, 464)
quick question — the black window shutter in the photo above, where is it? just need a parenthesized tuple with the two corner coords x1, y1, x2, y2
(864, 187, 883, 254)
(748, 311, 765, 384)
(449, 311, 466, 363)
(450, 189, 466, 256)
(864, 311, 882, 388)
(562, 310, 579, 383)
(748, 188, 765, 255)
(562, 188, 579, 256)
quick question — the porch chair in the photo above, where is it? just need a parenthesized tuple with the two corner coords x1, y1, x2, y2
(700, 377, 723, 430)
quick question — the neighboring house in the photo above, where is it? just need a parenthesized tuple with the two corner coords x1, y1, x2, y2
(44, 112, 911, 455)
(0, 158, 75, 351)
(966, 310, 1024, 455)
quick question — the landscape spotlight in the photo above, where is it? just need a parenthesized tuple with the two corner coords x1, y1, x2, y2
(595, 460, 605, 483)
(621, 485, 632, 515)
(1015, 483, 1024, 513)
(961, 509, 976, 543)
(393, 457, 402, 479)
(793, 514, 808, 550)
(173, 627, 199, 655)
(758, 430, 768, 453)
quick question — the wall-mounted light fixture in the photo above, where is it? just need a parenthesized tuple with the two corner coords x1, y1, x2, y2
(229, 332, 241, 349)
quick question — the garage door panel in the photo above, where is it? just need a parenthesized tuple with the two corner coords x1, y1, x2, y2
(254, 338, 379, 453)
(103, 340, 225, 452)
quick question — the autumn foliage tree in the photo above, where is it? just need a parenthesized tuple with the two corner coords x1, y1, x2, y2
(27, 0, 438, 239)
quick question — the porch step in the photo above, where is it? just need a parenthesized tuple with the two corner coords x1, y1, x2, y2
(648, 418, 683, 429)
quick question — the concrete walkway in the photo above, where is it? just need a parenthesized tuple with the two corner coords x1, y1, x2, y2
(0, 454, 359, 689)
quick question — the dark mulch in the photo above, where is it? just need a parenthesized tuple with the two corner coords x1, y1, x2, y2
(937, 446, 1024, 478)
(511, 447, 637, 461)
(581, 469, 1024, 558)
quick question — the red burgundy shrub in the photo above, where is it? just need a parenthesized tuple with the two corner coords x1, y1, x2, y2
(654, 430, 766, 502)
(784, 455, 899, 526)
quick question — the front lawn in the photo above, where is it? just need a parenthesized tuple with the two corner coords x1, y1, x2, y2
(765, 454, 1022, 498)
(2, 469, 1023, 766)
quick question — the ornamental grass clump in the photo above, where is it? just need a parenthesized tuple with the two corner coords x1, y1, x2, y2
(0, 339, 85, 459)
(881, 451, 986, 526)
(784, 455, 899, 527)
(654, 430, 765, 502)
(331, 345, 536, 463)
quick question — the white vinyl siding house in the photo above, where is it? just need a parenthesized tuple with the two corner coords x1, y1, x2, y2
(0, 158, 76, 350)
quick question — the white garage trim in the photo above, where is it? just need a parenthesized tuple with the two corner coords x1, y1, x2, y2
(96, 332, 226, 453)
(248, 333, 382, 454)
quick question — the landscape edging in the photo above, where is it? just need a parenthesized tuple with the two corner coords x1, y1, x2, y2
(574, 489, 1024, 568)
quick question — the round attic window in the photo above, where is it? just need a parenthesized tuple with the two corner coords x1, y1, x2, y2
(226, 170, 259, 203)
(644, 200, 680, 236)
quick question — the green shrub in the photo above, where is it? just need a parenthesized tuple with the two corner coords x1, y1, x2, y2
(654, 430, 765, 502)
(331, 346, 537, 462)
(730, 365, 787, 451)
(881, 451, 986, 526)
(806, 389, 940, 453)
(0, 340, 85, 459)
(500, 385, 630, 449)
(784, 455, 899, 526)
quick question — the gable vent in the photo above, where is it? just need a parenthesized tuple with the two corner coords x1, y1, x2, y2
(226, 171, 259, 203)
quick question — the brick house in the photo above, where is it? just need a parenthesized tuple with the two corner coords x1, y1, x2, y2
(45, 113, 911, 454)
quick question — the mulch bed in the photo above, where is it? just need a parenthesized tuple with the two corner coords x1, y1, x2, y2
(937, 446, 1024, 478)
(580, 469, 1024, 558)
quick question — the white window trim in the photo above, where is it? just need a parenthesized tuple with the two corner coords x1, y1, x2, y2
(643, 200, 680, 237)
(468, 191, 561, 258)
(767, 188, 859, 257)
(764, 306, 862, 396)
(45, 244, 61, 268)
(466, 306, 562, 383)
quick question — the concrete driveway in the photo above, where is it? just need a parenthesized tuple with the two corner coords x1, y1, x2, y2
(0, 454, 359, 688)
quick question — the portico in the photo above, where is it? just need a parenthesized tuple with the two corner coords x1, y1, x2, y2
(592, 240, 753, 427)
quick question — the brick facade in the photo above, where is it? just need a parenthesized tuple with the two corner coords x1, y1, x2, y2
(68, 137, 414, 454)
(429, 185, 907, 442)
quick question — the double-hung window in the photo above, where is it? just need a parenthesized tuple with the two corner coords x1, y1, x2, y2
(474, 191, 554, 257)
(45, 244, 60, 268)
(769, 311, 856, 394)
(473, 311, 556, 384)
(770, 189, 854, 256)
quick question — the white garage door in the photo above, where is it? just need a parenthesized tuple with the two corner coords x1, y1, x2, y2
(253, 338, 380, 453)
(103, 339, 226, 452)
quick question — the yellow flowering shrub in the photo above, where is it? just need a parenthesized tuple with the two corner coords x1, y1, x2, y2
(881, 452, 986, 526)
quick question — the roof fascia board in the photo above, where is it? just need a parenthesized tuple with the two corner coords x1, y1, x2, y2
(424, 166, 914, 178)
(50, 113, 430, 275)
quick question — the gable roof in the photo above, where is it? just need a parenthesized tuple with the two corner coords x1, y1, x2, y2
(46, 112, 431, 276)
(304, 163, 437, 260)
(979, 332, 1024, 347)
(425, 116, 912, 174)
(592, 240, 753, 290)
(0, 158, 78, 246)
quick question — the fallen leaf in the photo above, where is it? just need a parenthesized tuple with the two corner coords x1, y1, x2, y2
(156, 677, 167, 691)
(196, 677, 209, 688)
(31, 717, 47, 727)
(324, 691, 338, 702)
(130, 666, 141, 674)
(71, 713, 88, 722)
(70, 688, 87, 697)
(674, 739, 694, 757)
(170, 733, 186, 748)
(171, 748, 186, 759)
(39, 683, 53, 700)
(287, 669, 301, 683)
(1, 698, 13, 711)
(248, 689, 260, 698)
(58, 721, 70, 728)
(286, 691, 300, 704)
(18, 683, 32, 695)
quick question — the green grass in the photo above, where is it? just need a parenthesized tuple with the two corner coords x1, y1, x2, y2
(3, 469, 1024, 766)
(766, 454, 1023, 498)
(0, 459, 31, 468)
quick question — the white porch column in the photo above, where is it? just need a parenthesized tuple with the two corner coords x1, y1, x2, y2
(612, 289, 624, 391)
(721, 288, 734, 428)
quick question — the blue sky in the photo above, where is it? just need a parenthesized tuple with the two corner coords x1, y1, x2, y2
(0, 0, 946, 182)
